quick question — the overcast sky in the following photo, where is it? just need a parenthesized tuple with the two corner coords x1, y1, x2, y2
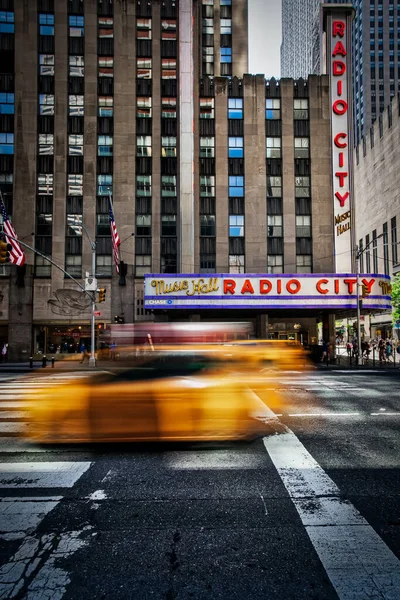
(248, 0, 282, 78)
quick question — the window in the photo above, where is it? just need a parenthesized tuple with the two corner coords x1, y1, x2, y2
(39, 55, 54, 76)
(69, 95, 84, 116)
(137, 18, 152, 39)
(68, 174, 83, 196)
(294, 214, 311, 238)
(161, 215, 177, 236)
(220, 18, 232, 34)
(202, 18, 214, 34)
(69, 56, 84, 77)
(39, 94, 54, 116)
(136, 175, 151, 197)
(294, 137, 310, 158)
(69, 134, 83, 156)
(137, 58, 152, 79)
(359, 239, 364, 273)
(295, 176, 310, 197)
(162, 137, 177, 157)
(67, 213, 82, 237)
(228, 98, 243, 119)
(200, 137, 215, 158)
(365, 234, 371, 273)
(229, 176, 244, 197)
(200, 255, 216, 273)
(137, 97, 151, 118)
(200, 175, 215, 197)
(97, 214, 110, 236)
(268, 215, 282, 237)
(35, 256, 51, 277)
(372, 230, 378, 272)
(220, 0, 232, 4)
(96, 255, 112, 277)
(0, 11, 14, 33)
(162, 97, 176, 118)
(98, 96, 113, 117)
(391, 217, 398, 265)
(228, 137, 243, 158)
(266, 137, 281, 158)
(65, 255, 82, 278)
(98, 57, 113, 77)
(38, 133, 54, 155)
(137, 135, 152, 157)
(38, 174, 53, 195)
(97, 174, 113, 196)
(0, 93, 14, 115)
(267, 254, 283, 274)
(267, 176, 282, 198)
(98, 17, 113, 38)
(383, 222, 389, 276)
(136, 215, 151, 236)
(229, 215, 244, 237)
(69, 15, 84, 37)
(229, 255, 245, 274)
(136, 255, 152, 277)
(162, 20, 176, 40)
(0, 133, 13, 154)
(221, 47, 232, 63)
(203, 47, 214, 75)
(200, 98, 214, 119)
(162, 58, 176, 79)
(98, 135, 113, 156)
(296, 255, 312, 273)
(161, 175, 177, 197)
(39, 13, 54, 36)
(200, 215, 216, 236)
(266, 98, 280, 120)
(36, 213, 53, 236)
(294, 99, 309, 120)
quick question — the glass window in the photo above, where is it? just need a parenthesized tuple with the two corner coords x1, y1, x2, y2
(69, 95, 84, 116)
(136, 135, 152, 157)
(39, 94, 55, 116)
(137, 58, 152, 79)
(38, 133, 54, 155)
(200, 137, 215, 158)
(137, 97, 152, 118)
(67, 214, 83, 236)
(68, 174, 83, 196)
(200, 98, 214, 119)
(98, 135, 113, 156)
(295, 176, 310, 197)
(161, 175, 177, 197)
(162, 97, 176, 118)
(221, 47, 232, 63)
(296, 215, 311, 237)
(296, 255, 312, 273)
(228, 98, 243, 119)
(38, 174, 53, 195)
(39, 13, 54, 36)
(96, 255, 112, 277)
(69, 15, 84, 37)
(228, 137, 243, 158)
(268, 215, 282, 237)
(162, 20, 176, 40)
(229, 215, 244, 237)
(200, 175, 215, 197)
(267, 254, 283, 274)
(161, 136, 177, 157)
(69, 56, 84, 77)
(266, 98, 280, 120)
(137, 18, 152, 39)
(267, 176, 282, 198)
(162, 58, 176, 79)
(202, 18, 214, 34)
(136, 255, 151, 277)
(69, 134, 83, 156)
(391, 217, 398, 265)
(98, 17, 113, 38)
(229, 175, 244, 197)
(200, 215, 216, 236)
(136, 175, 151, 197)
(0, 93, 14, 115)
(229, 255, 245, 274)
(136, 215, 151, 236)
(220, 18, 232, 34)
(0, 10, 14, 33)
(98, 57, 113, 77)
(39, 54, 55, 76)
(266, 137, 281, 158)
(200, 254, 216, 274)
(220, 0, 232, 5)
(161, 215, 177, 236)
(294, 137, 309, 158)
(98, 96, 113, 117)
(0, 133, 14, 154)
(294, 99, 309, 120)
(97, 174, 113, 196)
(35, 256, 51, 277)
(36, 214, 53, 237)
(96, 214, 110, 236)
(65, 255, 82, 277)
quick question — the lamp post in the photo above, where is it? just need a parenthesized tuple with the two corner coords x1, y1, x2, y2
(79, 221, 97, 367)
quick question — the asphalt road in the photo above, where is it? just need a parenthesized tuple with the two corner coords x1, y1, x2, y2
(0, 369, 399, 600)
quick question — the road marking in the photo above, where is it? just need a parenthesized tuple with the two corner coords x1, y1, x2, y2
(0, 403, 30, 410)
(0, 423, 29, 434)
(0, 462, 91, 488)
(0, 497, 62, 538)
(256, 390, 400, 600)
(287, 412, 361, 417)
(0, 411, 29, 420)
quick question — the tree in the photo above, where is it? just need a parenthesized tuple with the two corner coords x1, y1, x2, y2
(391, 274, 400, 323)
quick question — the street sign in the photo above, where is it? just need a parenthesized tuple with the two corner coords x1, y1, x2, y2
(93, 311, 101, 317)
(85, 277, 98, 291)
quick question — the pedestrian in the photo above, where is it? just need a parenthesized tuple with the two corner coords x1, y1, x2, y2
(346, 341, 352, 357)
(385, 339, 392, 362)
(378, 338, 385, 364)
(80, 342, 89, 364)
(352, 339, 359, 359)
(110, 340, 117, 361)
(1, 343, 7, 363)
(321, 340, 329, 362)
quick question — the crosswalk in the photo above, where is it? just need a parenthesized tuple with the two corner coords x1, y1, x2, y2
(0, 373, 94, 599)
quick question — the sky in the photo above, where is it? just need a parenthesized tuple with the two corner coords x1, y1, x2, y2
(248, 0, 282, 78)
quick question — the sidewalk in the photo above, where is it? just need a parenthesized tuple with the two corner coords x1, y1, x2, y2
(0, 359, 122, 373)
(316, 350, 400, 370)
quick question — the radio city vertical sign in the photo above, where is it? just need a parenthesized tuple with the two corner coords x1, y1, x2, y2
(323, 5, 355, 273)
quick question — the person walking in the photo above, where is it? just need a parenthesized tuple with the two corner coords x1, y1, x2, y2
(385, 339, 393, 363)
(80, 342, 89, 364)
(378, 338, 386, 364)
(110, 341, 117, 361)
(1, 343, 7, 363)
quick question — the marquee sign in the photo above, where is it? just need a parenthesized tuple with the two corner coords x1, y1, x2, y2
(324, 5, 355, 273)
(144, 274, 392, 310)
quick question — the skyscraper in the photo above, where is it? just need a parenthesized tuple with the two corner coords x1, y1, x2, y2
(280, 0, 320, 79)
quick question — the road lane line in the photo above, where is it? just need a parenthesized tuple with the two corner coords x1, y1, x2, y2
(256, 390, 400, 600)
(0, 462, 91, 488)
(0, 497, 62, 539)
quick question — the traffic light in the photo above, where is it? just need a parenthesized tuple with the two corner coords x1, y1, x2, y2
(0, 241, 11, 263)
(114, 315, 125, 324)
(98, 288, 106, 303)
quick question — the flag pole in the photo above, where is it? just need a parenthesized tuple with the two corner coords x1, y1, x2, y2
(108, 189, 121, 263)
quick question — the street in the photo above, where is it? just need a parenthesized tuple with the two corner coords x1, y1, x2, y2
(0, 369, 400, 599)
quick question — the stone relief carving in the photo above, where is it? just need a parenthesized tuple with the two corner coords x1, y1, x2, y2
(48, 288, 91, 316)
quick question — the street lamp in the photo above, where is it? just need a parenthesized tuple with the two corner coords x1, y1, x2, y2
(79, 221, 97, 367)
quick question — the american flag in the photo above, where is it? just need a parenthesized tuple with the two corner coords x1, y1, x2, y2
(0, 196, 26, 266)
(108, 195, 121, 274)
